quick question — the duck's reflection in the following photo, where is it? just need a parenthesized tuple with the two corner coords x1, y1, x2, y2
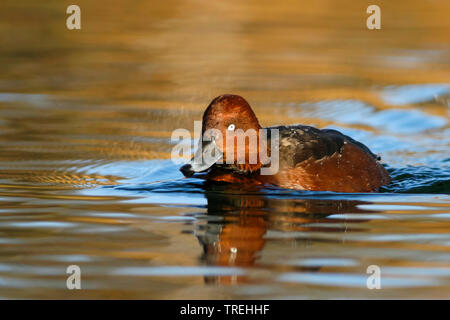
(195, 183, 379, 284)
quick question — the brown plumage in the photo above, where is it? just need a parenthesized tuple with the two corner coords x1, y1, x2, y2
(180, 94, 391, 192)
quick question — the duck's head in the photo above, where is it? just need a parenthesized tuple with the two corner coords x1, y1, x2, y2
(180, 94, 267, 177)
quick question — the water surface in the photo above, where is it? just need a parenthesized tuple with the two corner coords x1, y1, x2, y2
(0, 0, 449, 299)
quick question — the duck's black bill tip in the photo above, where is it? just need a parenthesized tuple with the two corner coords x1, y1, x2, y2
(179, 164, 195, 177)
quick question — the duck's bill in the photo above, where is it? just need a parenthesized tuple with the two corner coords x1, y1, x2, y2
(179, 139, 223, 177)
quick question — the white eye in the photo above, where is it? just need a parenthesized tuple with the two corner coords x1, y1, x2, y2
(227, 124, 235, 131)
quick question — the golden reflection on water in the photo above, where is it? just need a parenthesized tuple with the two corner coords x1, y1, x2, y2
(0, 0, 449, 299)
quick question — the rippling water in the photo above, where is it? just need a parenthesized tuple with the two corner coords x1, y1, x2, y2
(0, 0, 449, 299)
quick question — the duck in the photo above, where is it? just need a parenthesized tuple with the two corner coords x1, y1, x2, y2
(180, 94, 390, 192)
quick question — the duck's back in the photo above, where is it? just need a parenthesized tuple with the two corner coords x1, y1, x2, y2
(269, 125, 390, 192)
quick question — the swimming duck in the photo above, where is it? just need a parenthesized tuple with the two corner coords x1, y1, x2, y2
(180, 94, 390, 192)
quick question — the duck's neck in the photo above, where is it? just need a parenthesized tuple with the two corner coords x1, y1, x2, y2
(221, 129, 271, 175)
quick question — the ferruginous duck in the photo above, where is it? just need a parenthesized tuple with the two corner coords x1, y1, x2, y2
(180, 94, 390, 192)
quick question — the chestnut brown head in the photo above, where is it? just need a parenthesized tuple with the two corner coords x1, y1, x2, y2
(180, 94, 267, 177)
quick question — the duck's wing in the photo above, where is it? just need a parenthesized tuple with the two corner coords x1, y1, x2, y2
(321, 128, 380, 160)
(266, 125, 390, 192)
(268, 125, 379, 168)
